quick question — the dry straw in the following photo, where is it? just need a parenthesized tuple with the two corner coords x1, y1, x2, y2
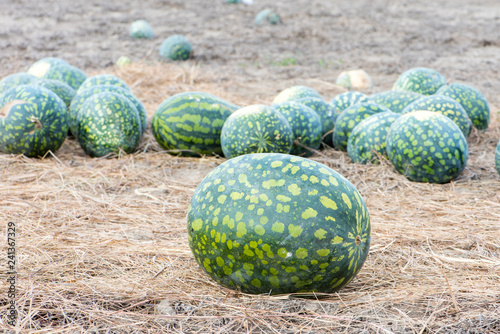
(1, 62, 499, 333)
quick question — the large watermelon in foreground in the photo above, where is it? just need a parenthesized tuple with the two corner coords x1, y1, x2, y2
(188, 153, 370, 295)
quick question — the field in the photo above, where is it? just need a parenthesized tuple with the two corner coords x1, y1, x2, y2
(1, 0, 500, 333)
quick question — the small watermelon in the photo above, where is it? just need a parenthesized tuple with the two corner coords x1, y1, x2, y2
(333, 102, 391, 151)
(273, 101, 322, 157)
(401, 95, 472, 137)
(0, 85, 68, 157)
(27, 57, 69, 78)
(77, 74, 130, 93)
(347, 111, 400, 164)
(393, 67, 446, 95)
(335, 69, 373, 90)
(330, 91, 370, 114)
(33, 63, 87, 91)
(496, 140, 500, 177)
(77, 92, 141, 157)
(386, 110, 468, 184)
(129, 19, 154, 39)
(272, 85, 323, 104)
(152, 92, 238, 157)
(69, 85, 147, 138)
(255, 9, 282, 25)
(115, 56, 132, 67)
(221, 105, 293, 159)
(293, 97, 337, 146)
(436, 83, 490, 131)
(187, 153, 370, 295)
(369, 90, 422, 113)
(0, 73, 39, 95)
(33, 79, 76, 108)
(159, 35, 192, 61)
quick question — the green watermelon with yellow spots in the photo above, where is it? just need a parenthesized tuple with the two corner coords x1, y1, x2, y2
(77, 92, 141, 157)
(0, 72, 39, 95)
(152, 91, 238, 157)
(393, 67, 446, 95)
(330, 91, 370, 115)
(27, 57, 69, 78)
(33, 79, 76, 108)
(272, 85, 323, 104)
(386, 110, 468, 183)
(0, 85, 68, 157)
(369, 90, 422, 113)
(31, 62, 87, 91)
(496, 140, 500, 177)
(187, 153, 371, 295)
(436, 83, 490, 131)
(159, 35, 192, 61)
(77, 74, 130, 93)
(294, 97, 337, 146)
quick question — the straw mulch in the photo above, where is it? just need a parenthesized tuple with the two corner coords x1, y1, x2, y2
(1, 63, 499, 333)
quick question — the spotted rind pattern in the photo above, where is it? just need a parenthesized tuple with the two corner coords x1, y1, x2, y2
(0, 73, 39, 95)
(294, 97, 337, 146)
(188, 153, 371, 294)
(393, 67, 446, 95)
(34, 79, 76, 108)
(78, 74, 130, 93)
(129, 19, 154, 39)
(330, 91, 370, 115)
(272, 85, 322, 104)
(221, 105, 293, 159)
(36, 63, 87, 91)
(369, 90, 422, 113)
(159, 35, 192, 61)
(386, 110, 468, 183)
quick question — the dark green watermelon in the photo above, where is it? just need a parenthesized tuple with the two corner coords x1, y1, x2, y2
(129, 19, 154, 39)
(273, 101, 322, 157)
(401, 95, 472, 137)
(294, 97, 337, 146)
(393, 67, 446, 95)
(77, 92, 141, 157)
(369, 90, 422, 113)
(255, 9, 282, 25)
(221, 105, 293, 159)
(69, 85, 147, 138)
(0, 85, 68, 157)
(333, 102, 391, 151)
(159, 35, 192, 61)
(152, 91, 238, 157)
(33, 79, 76, 108)
(188, 153, 370, 295)
(272, 86, 322, 104)
(330, 91, 370, 114)
(27, 57, 69, 78)
(496, 140, 500, 177)
(347, 111, 400, 164)
(33, 63, 87, 91)
(0, 73, 39, 95)
(436, 83, 490, 131)
(386, 110, 468, 183)
(77, 74, 130, 93)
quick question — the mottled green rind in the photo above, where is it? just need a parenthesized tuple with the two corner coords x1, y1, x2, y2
(272, 86, 322, 104)
(294, 97, 337, 146)
(77, 92, 141, 157)
(187, 153, 371, 295)
(152, 91, 237, 157)
(369, 90, 422, 113)
(0, 73, 39, 95)
(0, 85, 68, 157)
(27, 57, 69, 78)
(347, 111, 400, 164)
(496, 140, 500, 177)
(255, 9, 282, 25)
(273, 102, 322, 157)
(402, 95, 472, 137)
(69, 85, 147, 138)
(386, 110, 468, 184)
(393, 67, 446, 95)
(159, 35, 192, 61)
(77, 74, 130, 93)
(35, 63, 87, 91)
(221, 105, 293, 159)
(436, 83, 490, 131)
(129, 19, 154, 39)
(33, 79, 76, 108)
(333, 102, 391, 151)
(330, 91, 370, 114)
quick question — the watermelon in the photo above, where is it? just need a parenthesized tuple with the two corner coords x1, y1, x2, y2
(401, 95, 472, 137)
(27, 57, 69, 78)
(393, 67, 446, 95)
(77, 92, 141, 157)
(69, 85, 147, 138)
(335, 69, 373, 90)
(330, 91, 370, 114)
(496, 140, 500, 177)
(272, 85, 322, 104)
(255, 9, 282, 25)
(369, 90, 422, 113)
(436, 83, 490, 131)
(0, 73, 39, 95)
(386, 110, 468, 184)
(77, 74, 130, 93)
(221, 105, 293, 159)
(129, 19, 154, 39)
(116, 56, 132, 67)
(272, 101, 322, 157)
(33, 79, 76, 108)
(32, 63, 87, 91)
(293, 97, 337, 146)
(0, 85, 68, 157)
(347, 111, 400, 164)
(152, 91, 238, 157)
(333, 102, 391, 151)
(159, 35, 192, 61)
(187, 153, 370, 294)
